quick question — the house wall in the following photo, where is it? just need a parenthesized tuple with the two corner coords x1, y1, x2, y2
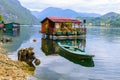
(54, 23, 60, 33)
(55, 23, 60, 29)
(48, 21, 54, 34)
(41, 19, 49, 33)
(41, 19, 56, 34)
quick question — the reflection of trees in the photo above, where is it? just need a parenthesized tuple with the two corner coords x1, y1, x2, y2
(87, 27, 120, 43)
(100, 28, 120, 42)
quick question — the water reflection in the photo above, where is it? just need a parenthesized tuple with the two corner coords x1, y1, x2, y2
(41, 38, 94, 67)
(0, 29, 20, 43)
(0, 26, 35, 53)
(4, 29, 20, 37)
(0, 28, 20, 37)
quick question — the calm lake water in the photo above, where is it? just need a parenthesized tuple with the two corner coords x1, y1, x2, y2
(1, 26, 120, 80)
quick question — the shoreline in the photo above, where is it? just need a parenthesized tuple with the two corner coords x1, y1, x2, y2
(0, 42, 35, 80)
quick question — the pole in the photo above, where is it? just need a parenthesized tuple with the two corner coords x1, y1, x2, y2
(83, 19, 86, 28)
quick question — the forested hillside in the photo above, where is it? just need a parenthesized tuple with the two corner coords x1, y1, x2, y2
(77, 12, 120, 27)
(0, 0, 39, 24)
(100, 12, 120, 26)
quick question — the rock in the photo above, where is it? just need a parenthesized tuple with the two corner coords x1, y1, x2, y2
(0, 76, 12, 80)
(0, 37, 12, 43)
(34, 58, 41, 66)
(18, 47, 40, 66)
(0, 45, 35, 80)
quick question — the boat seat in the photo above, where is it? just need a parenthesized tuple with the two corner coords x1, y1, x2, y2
(69, 47, 75, 51)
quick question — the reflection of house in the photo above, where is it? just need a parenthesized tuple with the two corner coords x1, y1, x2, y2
(4, 22, 20, 33)
(41, 17, 86, 39)
(41, 38, 59, 56)
(41, 38, 86, 56)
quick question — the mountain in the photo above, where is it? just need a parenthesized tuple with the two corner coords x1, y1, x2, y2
(31, 7, 120, 26)
(83, 12, 120, 26)
(32, 7, 101, 21)
(101, 12, 120, 26)
(0, 0, 39, 24)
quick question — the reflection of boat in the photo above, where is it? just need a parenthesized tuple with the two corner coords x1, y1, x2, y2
(4, 30, 20, 37)
(58, 42, 94, 58)
(58, 51, 94, 67)
(41, 38, 94, 67)
(2, 22, 20, 37)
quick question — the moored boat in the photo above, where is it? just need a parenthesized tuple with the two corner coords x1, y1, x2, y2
(57, 42, 94, 58)
(58, 50, 94, 67)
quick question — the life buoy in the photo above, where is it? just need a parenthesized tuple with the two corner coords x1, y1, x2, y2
(33, 39, 37, 42)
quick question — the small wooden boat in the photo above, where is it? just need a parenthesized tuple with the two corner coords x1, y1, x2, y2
(58, 51, 94, 67)
(57, 42, 94, 58)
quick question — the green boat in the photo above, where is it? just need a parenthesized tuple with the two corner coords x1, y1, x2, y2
(58, 50, 94, 67)
(57, 42, 94, 58)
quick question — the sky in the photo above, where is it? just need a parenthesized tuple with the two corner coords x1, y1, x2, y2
(18, 0, 120, 15)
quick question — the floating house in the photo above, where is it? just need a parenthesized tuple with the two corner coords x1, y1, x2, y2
(4, 22, 20, 33)
(41, 17, 86, 39)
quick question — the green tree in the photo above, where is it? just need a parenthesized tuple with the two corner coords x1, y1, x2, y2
(0, 14, 2, 21)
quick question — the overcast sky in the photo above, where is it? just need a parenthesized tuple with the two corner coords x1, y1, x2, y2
(18, 0, 120, 14)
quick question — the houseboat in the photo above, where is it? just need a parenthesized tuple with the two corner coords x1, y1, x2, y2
(40, 17, 86, 39)
(4, 22, 20, 33)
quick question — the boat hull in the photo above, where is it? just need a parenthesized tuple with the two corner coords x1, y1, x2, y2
(58, 50, 94, 67)
(57, 43, 94, 58)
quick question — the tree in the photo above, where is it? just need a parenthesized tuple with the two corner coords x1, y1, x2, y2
(0, 14, 2, 21)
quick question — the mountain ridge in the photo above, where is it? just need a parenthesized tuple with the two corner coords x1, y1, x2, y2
(0, 0, 39, 24)
(32, 7, 101, 21)
(77, 12, 120, 26)
(32, 7, 120, 26)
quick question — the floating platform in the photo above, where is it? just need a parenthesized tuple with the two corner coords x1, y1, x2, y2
(42, 33, 86, 40)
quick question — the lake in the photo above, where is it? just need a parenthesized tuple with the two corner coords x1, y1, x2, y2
(1, 26, 120, 80)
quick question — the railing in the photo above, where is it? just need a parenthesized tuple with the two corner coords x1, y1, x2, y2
(54, 28, 86, 36)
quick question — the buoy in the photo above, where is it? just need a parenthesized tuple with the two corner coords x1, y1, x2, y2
(33, 39, 37, 42)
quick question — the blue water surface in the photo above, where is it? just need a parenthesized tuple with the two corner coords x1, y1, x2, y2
(2, 26, 120, 80)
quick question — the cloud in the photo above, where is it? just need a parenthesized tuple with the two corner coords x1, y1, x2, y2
(18, 0, 120, 14)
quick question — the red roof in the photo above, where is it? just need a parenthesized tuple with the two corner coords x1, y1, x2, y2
(41, 16, 81, 23)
